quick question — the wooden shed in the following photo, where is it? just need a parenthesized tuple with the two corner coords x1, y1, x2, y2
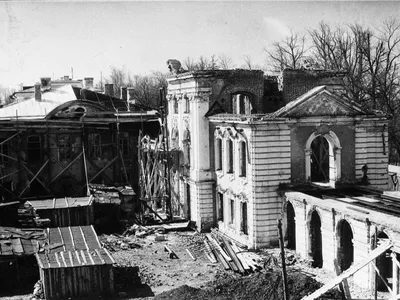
(26, 196, 94, 227)
(0, 227, 46, 291)
(35, 225, 115, 299)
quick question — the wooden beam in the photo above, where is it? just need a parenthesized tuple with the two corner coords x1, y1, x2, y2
(371, 261, 394, 295)
(19, 159, 49, 197)
(21, 163, 52, 195)
(302, 241, 393, 300)
(334, 259, 352, 300)
(0, 169, 19, 181)
(0, 152, 18, 162)
(82, 145, 90, 196)
(48, 152, 83, 184)
(392, 252, 399, 296)
(87, 155, 118, 184)
(0, 132, 21, 146)
(119, 149, 129, 184)
(86, 157, 113, 184)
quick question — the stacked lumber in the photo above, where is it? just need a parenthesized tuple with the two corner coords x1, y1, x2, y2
(205, 230, 264, 274)
(18, 203, 51, 228)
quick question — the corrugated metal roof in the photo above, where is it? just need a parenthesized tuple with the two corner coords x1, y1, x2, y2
(36, 248, 115, 269)
(0, 227, 46, 257)
(46, 225, 101, 252)
(27, 196, 93, 210)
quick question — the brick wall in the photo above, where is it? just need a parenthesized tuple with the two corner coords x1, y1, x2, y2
(282, 69, 346, 104)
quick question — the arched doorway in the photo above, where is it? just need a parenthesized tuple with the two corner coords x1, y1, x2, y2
(310, 210, 323, 268)
(305, 131, 341, 185)
(311, 136, 330, 182)
(286, 202, 296, 250)
(337, 220, 354, 272)
(376, 232, 392, 291)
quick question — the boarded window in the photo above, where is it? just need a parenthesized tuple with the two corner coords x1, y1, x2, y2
(217, 192, 224, 221)
(119, 132, 129, 157)
(226, 139, 233, 173)
(241, 202, 248, 235)
(88, 133, 101, 158)
(215, 138, 222, 170)
(58, 135, 72, 160)
(239, 141, 246, 177)
(27, 135, 42, 162)
(0, 138, 9, 163)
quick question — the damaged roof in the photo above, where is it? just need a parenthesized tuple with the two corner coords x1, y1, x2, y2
(1, 84, 158, 121)
(27, 196, 93, 210)
(0, 227, 46, 257)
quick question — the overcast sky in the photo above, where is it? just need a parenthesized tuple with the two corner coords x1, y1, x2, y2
(1, 1, 399, 88)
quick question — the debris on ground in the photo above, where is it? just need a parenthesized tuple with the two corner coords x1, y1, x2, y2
(154, 270, 342, 300)
(30, 280, 44, 300)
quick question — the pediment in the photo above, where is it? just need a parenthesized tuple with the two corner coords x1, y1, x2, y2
(275, 86, 369, 118)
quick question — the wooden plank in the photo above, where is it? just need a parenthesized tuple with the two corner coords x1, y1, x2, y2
(221, 237, 245, 273)
(334, 259, 352, 300)
(302, 241, 393, 300)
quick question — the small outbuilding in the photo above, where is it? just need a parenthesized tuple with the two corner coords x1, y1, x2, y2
(26, 196, 94, 227)
(35, 225, 115, 300)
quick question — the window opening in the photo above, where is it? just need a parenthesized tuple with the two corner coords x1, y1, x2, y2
(239, 141, 246, 177)
(27, 135, 42, 162)
(286, 202, 296, 250)
(173, 98, 179, 114)
(310, 210, 323, 268)
(119, 132, 129, 157)
(337, 220, 354, 272)
(58, 135, 72, 160)
(215, 138, 222, 170)
(230, 198, 235, 224)
(226, 139, 233, 173)
(241, 202, 248, 235)
(217, 192, 224, 221)
(311, 136, 330, 182)
(88, 133, 101, 158)
(185, 97, 190, 113)
(375, 232, 392, 291)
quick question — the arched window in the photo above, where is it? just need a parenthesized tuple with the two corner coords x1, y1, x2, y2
(309, 210, 323, 268)
(231, 93, 254, 114)
(286, 202, 296, 250)
(337, 220, 354, 272)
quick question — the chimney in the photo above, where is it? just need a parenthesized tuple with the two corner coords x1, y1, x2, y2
(35, 83, 41, 102)
(63, 75, 70, 81)
(127, 87, 135, 104)
(104, 83, 114, 97)
(84, 77, 94, 90)
(120, 87, 127, 100)
(40, 77, 51, 90)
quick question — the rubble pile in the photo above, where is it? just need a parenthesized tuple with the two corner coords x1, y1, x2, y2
(154, 270, 341, 300)
(100, 234, 142, 251)
(31, 280, 44, 300)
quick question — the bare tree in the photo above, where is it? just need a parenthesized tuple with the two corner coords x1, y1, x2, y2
(209, 54, 219, 70)
(265, 30, 308, 71)
(183, 57, 197, 71)
(243, 55, 253, 70)
(218, 54, 235, 69)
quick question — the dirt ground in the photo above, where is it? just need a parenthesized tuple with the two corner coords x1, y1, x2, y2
(0, 228, 391, 300)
